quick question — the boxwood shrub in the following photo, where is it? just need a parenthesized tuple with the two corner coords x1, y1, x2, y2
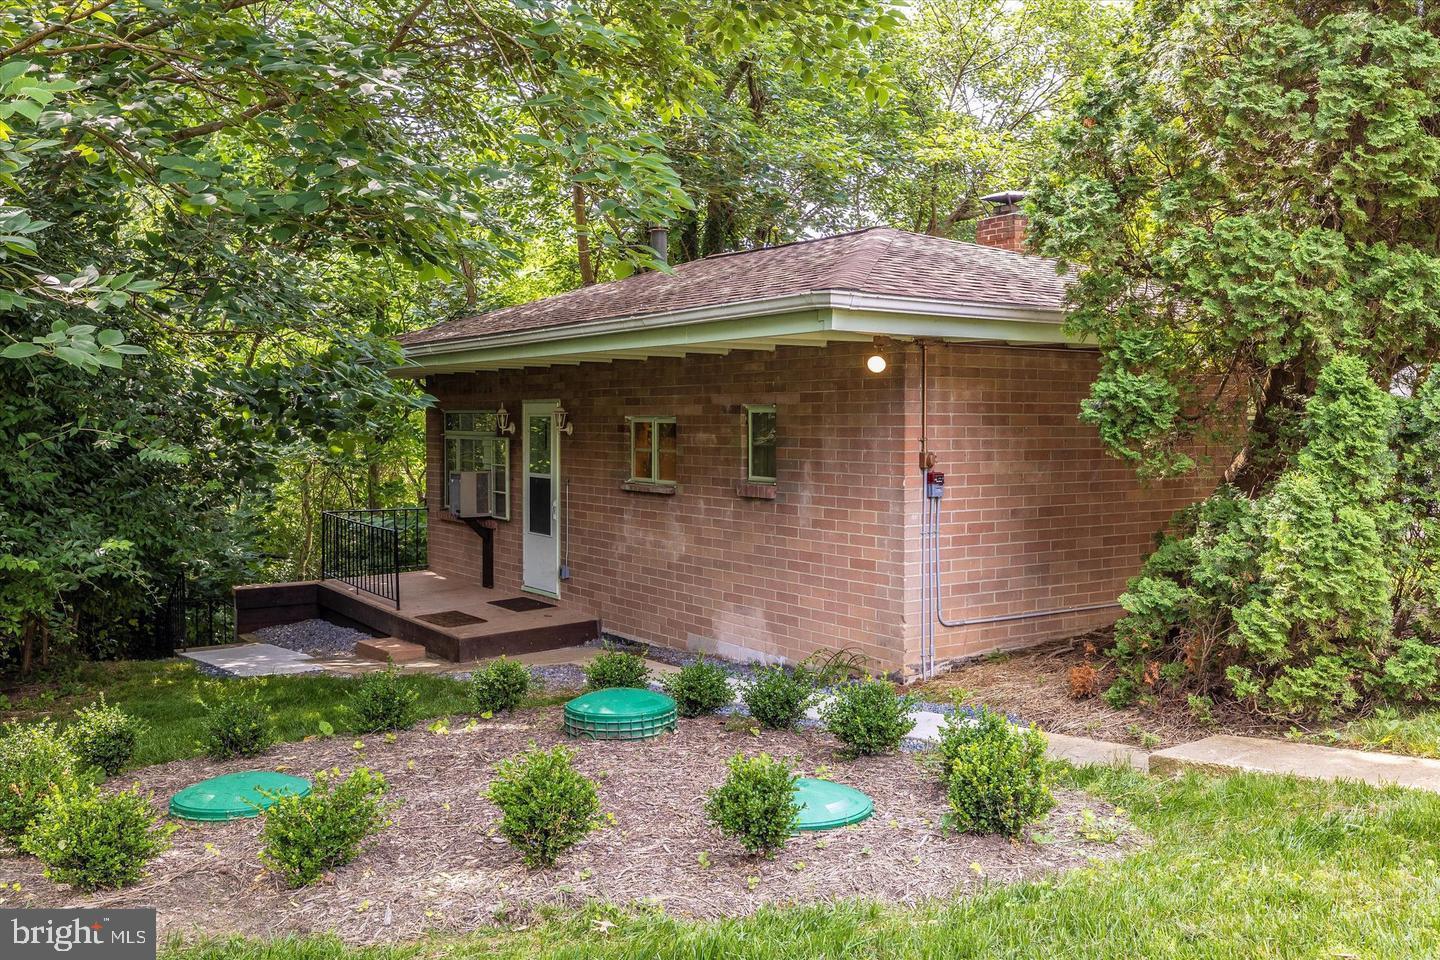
(741, 665, 816, 729)
(662, 659, 734, 717)
(22, 781, 174, 890)
(65, 695, 144, 776)
(935, 706, 1054, 837)
(349, 664, 420, 733)
(0, 720, 78, 839)
(820, 677, 917, 757)
(260, 767, 393, 887)
(584, 648, 650, 690)
(470, 657, 533, 715)
(200, 683, 273, 760)
(704, 752, 799, 856)
(487, 745, 599, 868)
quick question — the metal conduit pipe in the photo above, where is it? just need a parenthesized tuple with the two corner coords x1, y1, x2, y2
(928, 495, 1121, 627)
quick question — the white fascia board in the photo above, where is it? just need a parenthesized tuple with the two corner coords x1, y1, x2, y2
(396, 291, 1078, 375)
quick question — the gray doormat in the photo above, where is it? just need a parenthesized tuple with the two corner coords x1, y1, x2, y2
(488, 596, 556, 612)
(416, 610, 488, 627)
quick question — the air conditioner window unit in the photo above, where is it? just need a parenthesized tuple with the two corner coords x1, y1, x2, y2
(449, 470, 493, 518)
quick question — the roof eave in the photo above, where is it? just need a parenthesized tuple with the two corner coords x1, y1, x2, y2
(393, 290, 1079, 377)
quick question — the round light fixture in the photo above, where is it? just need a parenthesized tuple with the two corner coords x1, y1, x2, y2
(866, 354, 888, 374)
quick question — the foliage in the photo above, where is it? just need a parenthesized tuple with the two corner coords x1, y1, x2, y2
(469, 658, 534, 715)
(155, 767, 1440, 959)
(935, 707, 1053, 837)
(20, 780, 174, 891)
(585, 649, 651, 690)
(1030, 0, 1440, 716)
(661, 659, 735, 717)
(819, 678, 917, 756)
(349, 665, 421, 733)
(0, 720, 78, 839)
(741, 665, 818, 729)
(487, 745, 600, 869)
(703, 752, 799, 856)
(200, 684, 274, 760)
(260, 767, 393, 887)
(63, 694, 144, 776)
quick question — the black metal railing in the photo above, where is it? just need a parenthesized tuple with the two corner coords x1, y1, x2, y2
(320, 508, 427, 608)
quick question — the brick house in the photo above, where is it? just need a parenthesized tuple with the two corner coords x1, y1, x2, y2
(393, 208, 1212, 677)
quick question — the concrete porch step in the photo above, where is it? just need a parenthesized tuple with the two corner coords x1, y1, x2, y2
(355, 636, 427, 664)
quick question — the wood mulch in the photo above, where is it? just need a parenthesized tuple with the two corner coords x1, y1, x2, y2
(1, 708, 1138, 945)
(916, 630, 1288, 749)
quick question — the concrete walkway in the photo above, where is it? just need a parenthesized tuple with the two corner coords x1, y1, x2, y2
(1151, 734, 1440, 792)
(181, 642, 322, 677)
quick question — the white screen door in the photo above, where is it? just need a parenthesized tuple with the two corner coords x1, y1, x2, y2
(522, 400, 561, 597)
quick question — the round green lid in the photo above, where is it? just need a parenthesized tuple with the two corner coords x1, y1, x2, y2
(792, 777, 874, 831)
(168, 770, 312, 822)
(565, 687, 676, 720)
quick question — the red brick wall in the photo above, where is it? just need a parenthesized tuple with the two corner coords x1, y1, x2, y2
(974, 213, 1028, 253)
(897, 343, 1217, 670)
(424, 340, 1216, 674)
(425, 342, 912, 670)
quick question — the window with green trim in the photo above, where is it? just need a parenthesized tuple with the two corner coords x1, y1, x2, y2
(443, 410, 510, 519)
(746, 404, 777, 482)
(628, 416, 677, 484)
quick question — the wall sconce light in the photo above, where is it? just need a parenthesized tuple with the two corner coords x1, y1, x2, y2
(495, 404, 516, 435)
(553, 406, 574, 435)
(865, 352, 888, 374)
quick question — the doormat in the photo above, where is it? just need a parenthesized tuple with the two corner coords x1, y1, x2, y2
(489, 596, 556, 613)
(416, 610, 488, 627)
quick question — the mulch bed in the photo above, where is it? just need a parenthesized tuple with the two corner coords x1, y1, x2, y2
(917, 630, 1289, 748)
(1, 708, 1138, 945)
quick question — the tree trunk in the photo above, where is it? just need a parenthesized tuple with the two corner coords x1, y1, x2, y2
(572, 183, 596, 286)
(1225, 360, 1312, 496)
(366, 459, 380, 509)
(19, 618, 34, 677)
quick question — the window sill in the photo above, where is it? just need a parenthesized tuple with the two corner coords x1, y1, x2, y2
(735, 481, 777, 500)
(621, 480, 677, 496)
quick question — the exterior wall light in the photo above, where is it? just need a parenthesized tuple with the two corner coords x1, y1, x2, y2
(554, 405, 575, 435)
(866, 353, 888, 374)
(496, 404, 516, 435)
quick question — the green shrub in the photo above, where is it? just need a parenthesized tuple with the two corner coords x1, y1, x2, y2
(200, 684, 274, 760)
(0, 721, 79, 839)
(65, 694, 144, 776)
(21, 781, 174, 890)
(704, 753, 799, 856)
(742, 665, 816, 729)
(662, 659, 734, 717)
(935, 707, 1053, 837)
(820, 677, 917, 757)
(585, 648, 650, 690)
(487, 745, 599, 868)
(470, 657, 533, 714)
(260, 767, 393, 887)
(349, 664, 420, 733)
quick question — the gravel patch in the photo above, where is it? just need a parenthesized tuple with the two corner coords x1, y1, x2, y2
(3, 708, 1140, 944)
(254, 618, 376, 656)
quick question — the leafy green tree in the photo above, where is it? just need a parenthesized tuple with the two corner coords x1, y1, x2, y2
(1030, 0, 1440, 716)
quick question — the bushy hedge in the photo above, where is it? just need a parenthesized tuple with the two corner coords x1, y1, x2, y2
(704, 753, 799, 856)
(934, 707, 1053, 837)
(469, 657, 533, 714)
(487, 745, 599, 868)
(585, 648, 650, 690)
(820, 678, 917, 756)
(200, 683, 273, 760)
(260, 767, 393, 887)
(741, 665, 816, 729)
(349, 664, 420, 732)
(65, 695, 144, 776)
(662, 659, 734, 717)
(22, 781, 174, 890)
(0, 721, 78, 838)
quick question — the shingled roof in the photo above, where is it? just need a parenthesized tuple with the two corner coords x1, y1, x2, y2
(403, 227, 1070, 349)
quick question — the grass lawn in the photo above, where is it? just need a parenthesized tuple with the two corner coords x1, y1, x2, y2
(0, 659, 571, 769)
(159, 764, 1440, 960)
(1315, 708, 1440, 760)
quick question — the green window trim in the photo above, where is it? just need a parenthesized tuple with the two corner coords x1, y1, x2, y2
(745, 403, 777, 483)
(442, 409, 510, 520)
(627, 415, 677, 485)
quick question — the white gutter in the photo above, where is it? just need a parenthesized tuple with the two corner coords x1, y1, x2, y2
(400, 290, 1068, 362)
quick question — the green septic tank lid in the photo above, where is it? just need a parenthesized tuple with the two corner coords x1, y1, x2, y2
(792, 777, 874, 831)
(564, 687, 677, 740)
(168, 770, 312, 822)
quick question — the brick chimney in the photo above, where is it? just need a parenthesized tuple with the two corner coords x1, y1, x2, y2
(975, 190, 1028, 253)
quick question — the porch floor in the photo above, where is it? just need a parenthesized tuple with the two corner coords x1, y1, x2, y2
(318, 570, 600, 662)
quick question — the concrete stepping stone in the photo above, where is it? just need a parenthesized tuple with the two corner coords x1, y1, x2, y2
(1150, 734, 1440, 793)
(355, 637, 426, 663)
(181, 642, 318, 677)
